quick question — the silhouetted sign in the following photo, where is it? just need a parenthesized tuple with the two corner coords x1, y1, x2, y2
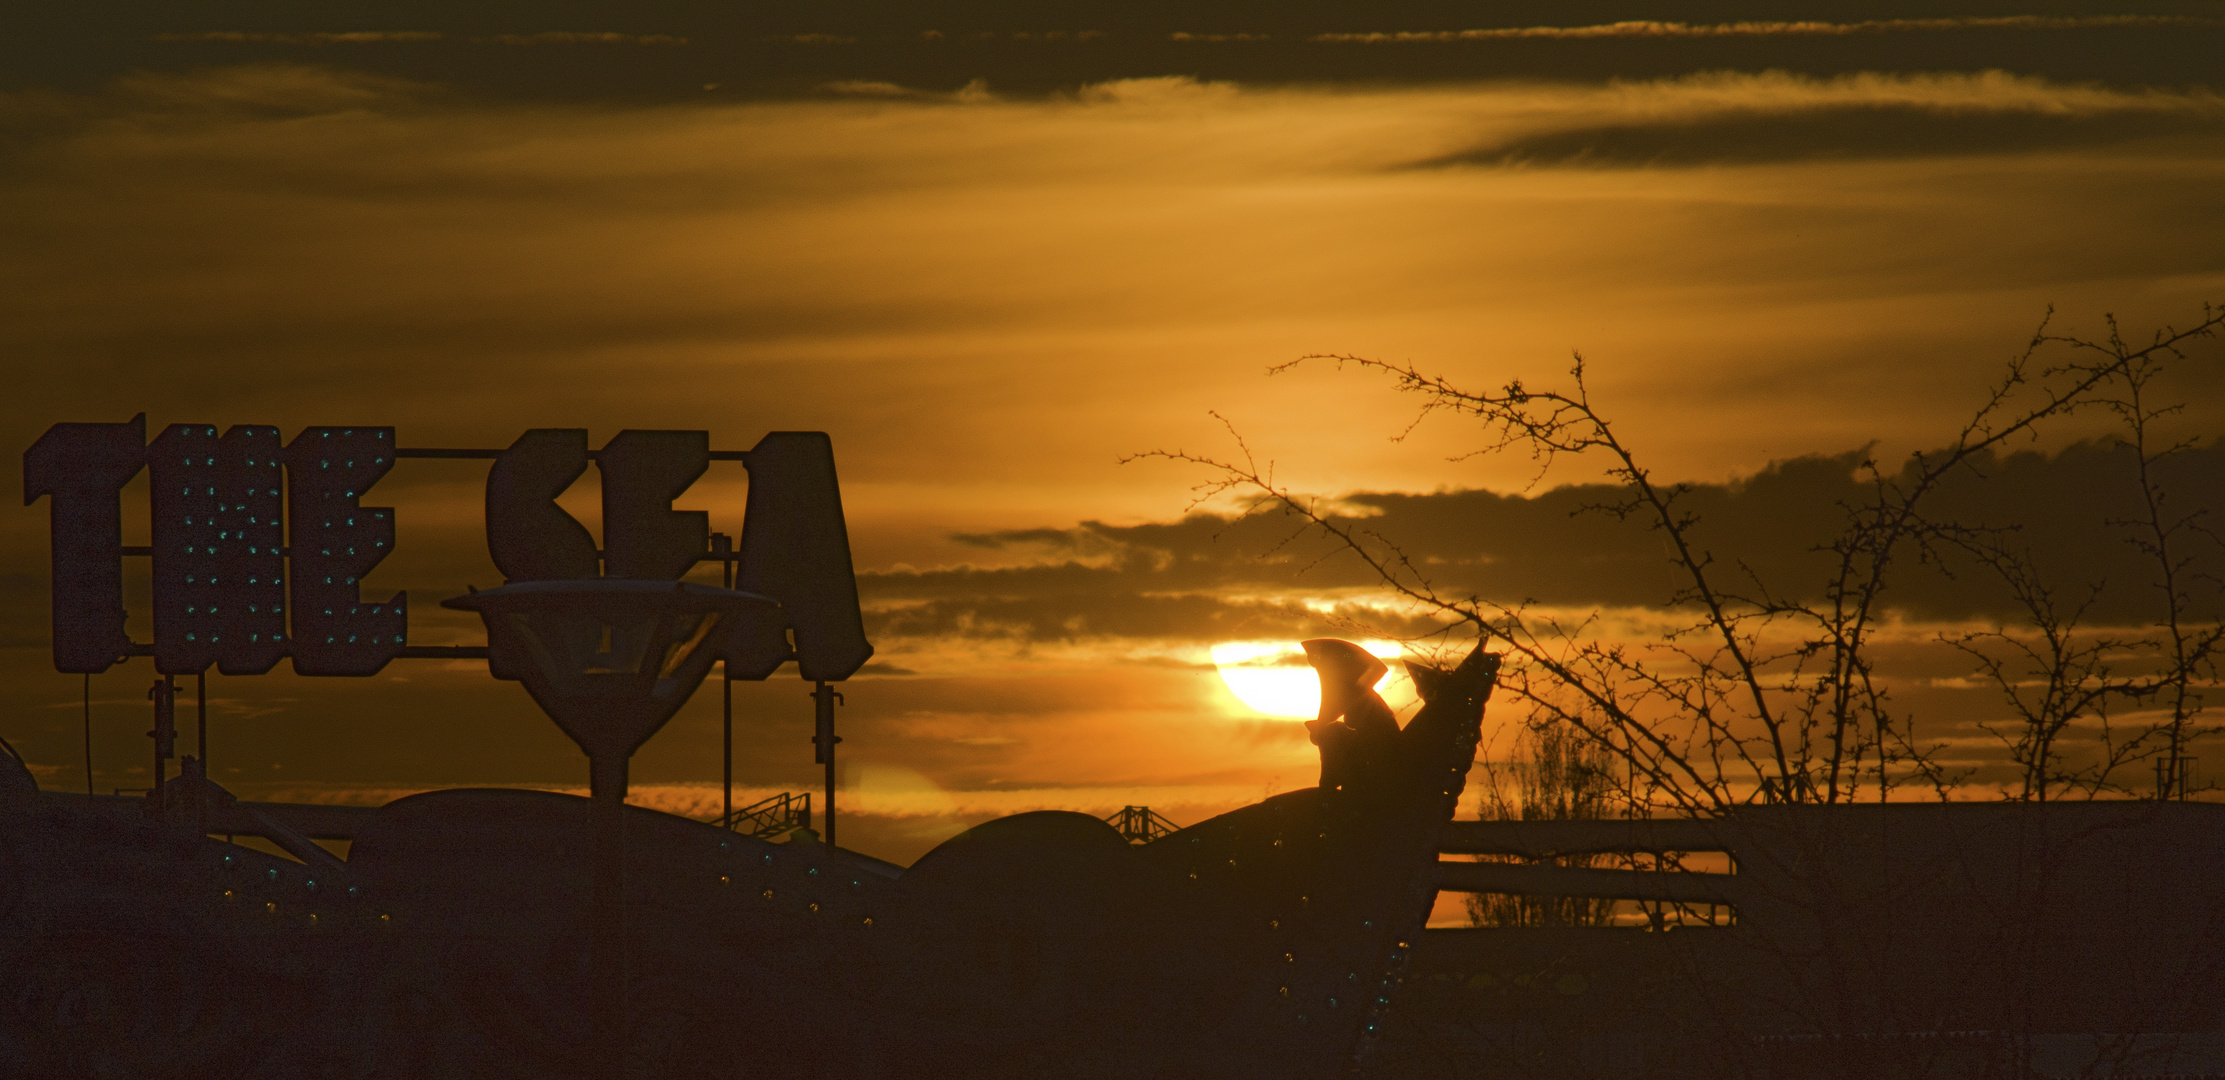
(139, 422, 306, 675)
(22, 414, 145, 673)
(486, 429, 598, 583)
(285, 427, 406, 676)
(732, 433, 873, 682)
(487, 428, 873, 682)
(218, 425, 288, 675)
(145, 423, 297, 675)
(148, 422, 227, 675)
(597, 430, 709, 581)
(25, 421, 874, 682)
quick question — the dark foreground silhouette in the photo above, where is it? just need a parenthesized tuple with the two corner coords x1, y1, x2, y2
(0, 641, 1499, 1079)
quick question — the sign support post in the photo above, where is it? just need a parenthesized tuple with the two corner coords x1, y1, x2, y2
(813, 682, 842, 846)
(148, 675, 175, 796)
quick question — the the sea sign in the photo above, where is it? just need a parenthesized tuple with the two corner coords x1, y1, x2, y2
(24, 424, 873, 681)
(483, 428, 873, 683)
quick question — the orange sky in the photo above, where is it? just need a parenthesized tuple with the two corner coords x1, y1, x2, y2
(4, 34, 2223, 866)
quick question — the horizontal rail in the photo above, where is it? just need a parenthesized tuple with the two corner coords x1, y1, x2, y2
(1440, 818, 1739, 857)
(103, 646, 792, 666)
(396, 645, 490, 660)
(121, 547, 736, 565)
(396, 448, 752, 461)
(1437, 859, 1741, 904)
(109, 644, 489, 661)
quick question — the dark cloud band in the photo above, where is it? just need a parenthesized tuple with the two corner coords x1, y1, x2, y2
(869, 440, 2225, 642)
(1312, 16, 2225, 44)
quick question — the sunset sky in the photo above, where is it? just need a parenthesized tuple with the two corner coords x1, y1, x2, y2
(4, 2, 2223, 873)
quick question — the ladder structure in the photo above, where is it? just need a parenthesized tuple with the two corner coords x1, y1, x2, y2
(715, 791, 813, 839)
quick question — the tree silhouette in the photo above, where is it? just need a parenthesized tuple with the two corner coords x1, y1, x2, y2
(1132, 304, 2225, 814)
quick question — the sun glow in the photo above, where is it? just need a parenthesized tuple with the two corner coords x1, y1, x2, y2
(1211, 639, 1412, 719)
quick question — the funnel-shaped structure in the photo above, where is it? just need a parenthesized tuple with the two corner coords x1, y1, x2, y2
(443, 579, 777, 760)
(443, 577, 780, 1076)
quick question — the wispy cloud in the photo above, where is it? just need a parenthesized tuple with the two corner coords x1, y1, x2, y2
(153, 30, 689, 48)
(1402, 69, 2225, 168)
(820, 77, 1000, 103)
(1581, 68, 2225, 117)
(1311, 15, 2225, 44)
(912, 31, 1110, 43)
(485, 32, 686, 47)
(154, 31, 443, 46)
(820, 80, 920, 98)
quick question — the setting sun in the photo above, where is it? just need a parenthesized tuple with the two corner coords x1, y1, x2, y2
(1211, 639, 1410, 719)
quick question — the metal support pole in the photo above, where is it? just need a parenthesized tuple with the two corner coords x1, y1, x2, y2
(148, 675, 176, 796)
(719, 534, 733, 829)
(722, 673, 733, 828)
(812, 682, 843, 847)
(83, 674, 93, 797)
(588, 753, 629, 1077)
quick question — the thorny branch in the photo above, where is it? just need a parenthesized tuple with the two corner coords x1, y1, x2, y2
(1128, 305, 2225, 815)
